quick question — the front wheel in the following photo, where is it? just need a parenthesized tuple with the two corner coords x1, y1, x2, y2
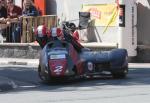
(38, 65, 51, 84)
(112, 67, 128, 79)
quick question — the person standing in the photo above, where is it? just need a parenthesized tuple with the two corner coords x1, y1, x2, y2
(22, 0, 40, 43)
(7, 0, 22, 18)
(6, 0, 22, 42)
(1, 0, 6, 8)
(0, 0, 7, 43)
(0, 0, 7, 20)
(22, 0, 40, 16)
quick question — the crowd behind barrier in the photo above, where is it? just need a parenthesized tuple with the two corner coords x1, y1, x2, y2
(0, 15, 57, 43)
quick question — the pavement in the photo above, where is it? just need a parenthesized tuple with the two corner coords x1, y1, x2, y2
(0, 58, 150, 92)
(0, 58, 39, 66)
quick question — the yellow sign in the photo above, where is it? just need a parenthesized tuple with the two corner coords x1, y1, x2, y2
(82, 4, 118, 27)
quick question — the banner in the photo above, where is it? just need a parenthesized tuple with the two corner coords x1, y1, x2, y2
(82, 4, 118, 27)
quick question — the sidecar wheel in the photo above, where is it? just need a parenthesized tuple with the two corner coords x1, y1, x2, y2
(112, 67, 128, 79)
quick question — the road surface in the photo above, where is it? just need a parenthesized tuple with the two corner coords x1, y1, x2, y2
(0, 64, 150, 103)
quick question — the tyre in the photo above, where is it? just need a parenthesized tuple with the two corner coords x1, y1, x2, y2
(38, 65, 51, 84)
(112, 67, 128, 79)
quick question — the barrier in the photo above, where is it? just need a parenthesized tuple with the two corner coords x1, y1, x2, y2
(0, 15, 57, 43)
(21, 15, 57, 43)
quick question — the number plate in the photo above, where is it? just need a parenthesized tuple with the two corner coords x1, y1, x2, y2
(50, 54, 66, 59)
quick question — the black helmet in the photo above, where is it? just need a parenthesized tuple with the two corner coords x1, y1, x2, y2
(69, 23, 76, 32)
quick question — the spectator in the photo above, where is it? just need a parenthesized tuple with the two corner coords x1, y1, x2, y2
(0, 0, 7, 43)
(7, 0, 22, 18)
(1, 0, 6, 8)
(6, 0, 22, 42)
(0, 0, 7, 20)
(23, 0, 40, 16)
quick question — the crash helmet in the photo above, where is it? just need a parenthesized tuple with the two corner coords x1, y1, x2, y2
(35, 25, 47, 37)
(69, 23, 76, 33)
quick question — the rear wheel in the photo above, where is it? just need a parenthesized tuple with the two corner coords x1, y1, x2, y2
(38, 65, 51, 84)
(112, 67, 128, 79)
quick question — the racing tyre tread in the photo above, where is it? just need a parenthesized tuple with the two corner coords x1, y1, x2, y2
(38, 65, 51, 84)
(112, 67, 128, 79)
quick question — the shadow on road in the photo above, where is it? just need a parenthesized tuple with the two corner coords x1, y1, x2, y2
(0, 66, 150, 93)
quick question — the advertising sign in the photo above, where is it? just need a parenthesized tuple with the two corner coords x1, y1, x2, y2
(82, 4, 118, 26)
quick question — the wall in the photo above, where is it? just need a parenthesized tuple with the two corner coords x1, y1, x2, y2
(136, 0, 150, 45)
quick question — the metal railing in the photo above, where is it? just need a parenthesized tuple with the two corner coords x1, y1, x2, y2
(0, 15, 57, 43)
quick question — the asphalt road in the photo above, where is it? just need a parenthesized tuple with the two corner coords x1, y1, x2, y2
(0, 64, 150, 103)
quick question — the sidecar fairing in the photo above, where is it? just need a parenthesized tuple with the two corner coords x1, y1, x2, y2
(38, 40, 86, 82)
(80, 48, 128, 78)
